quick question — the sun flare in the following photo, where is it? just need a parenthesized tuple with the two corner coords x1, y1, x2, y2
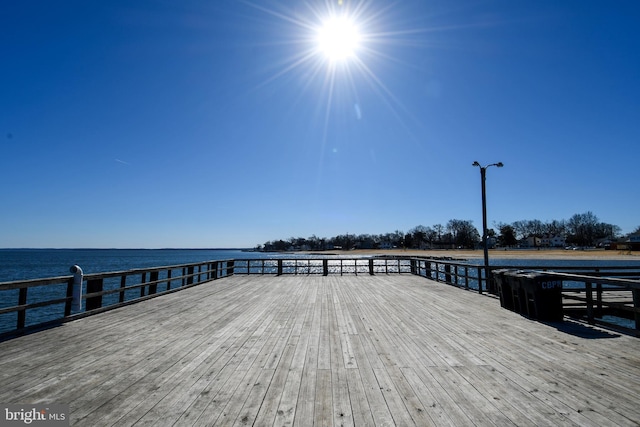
(316, 15, 362, 62)
(243, 0, 427, 133)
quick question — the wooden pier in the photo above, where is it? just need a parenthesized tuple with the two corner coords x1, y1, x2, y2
(0, 274, 639, 426)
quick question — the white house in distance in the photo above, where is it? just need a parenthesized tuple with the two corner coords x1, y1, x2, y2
(524, 235, 566, 248)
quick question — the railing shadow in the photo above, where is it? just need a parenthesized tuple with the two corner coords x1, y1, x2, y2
(0, 319, 67, 343)
(543, 319, 621, 339)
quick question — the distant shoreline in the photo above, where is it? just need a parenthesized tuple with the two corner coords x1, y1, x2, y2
(301, 248, 640, 260)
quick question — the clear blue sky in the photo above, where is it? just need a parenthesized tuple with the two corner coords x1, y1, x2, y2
(1, 0, 639, 248)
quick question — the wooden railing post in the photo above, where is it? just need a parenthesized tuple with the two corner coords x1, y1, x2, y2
(149, 271, 159, 295)
(633, 289, 640, 331)
(213, 262, 218, 280)
(65, 277, 74, 316)
(369, 259, 375, 275)
(277, 259, 283, 276)
(596, 283, 603, 318)
(444, 264, 451, 284)
(187, 267, 194, 285)
(17, 288, 27, 329)
(119, 274, 127, 303)
(586, 282, 594, 324)
(86, 278, 104, 311)
(323, 259, 328, 276)
(228, 261, 235, 276)
(140, 272, 147, 297)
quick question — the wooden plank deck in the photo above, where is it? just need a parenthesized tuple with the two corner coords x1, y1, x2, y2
(0, 275, 639, 426)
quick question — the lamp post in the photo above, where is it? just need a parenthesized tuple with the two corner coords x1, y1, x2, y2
(472, 161, 503, 293)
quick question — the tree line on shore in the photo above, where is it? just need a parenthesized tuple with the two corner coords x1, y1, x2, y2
(257, 211, 638, 251)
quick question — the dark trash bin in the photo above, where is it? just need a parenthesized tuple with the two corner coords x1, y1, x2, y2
(509, 271, 563, 321)
(493, 269, 517, 310)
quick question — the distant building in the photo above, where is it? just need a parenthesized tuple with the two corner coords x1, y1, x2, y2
(611, 234, 640, 251)
(524, 236, 541, 248)
(548, 235, 566, 247)
(356, 239, 375, 250)
(596, 237, 613, 248)
(523, 235, 566, 248)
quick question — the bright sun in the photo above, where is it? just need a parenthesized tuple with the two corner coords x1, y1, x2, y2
(316, 15, 362, 62)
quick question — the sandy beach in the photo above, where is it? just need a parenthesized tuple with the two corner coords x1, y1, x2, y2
(305, 248, 640, 261)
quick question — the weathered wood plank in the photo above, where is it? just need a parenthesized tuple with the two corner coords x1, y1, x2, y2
(253, 334, 299, 426)
(331, 367, 353, 427)
(385, 365, 438, 426)
(345, 368, 376, 426)
(229, 368, 275, 426)
(349, 335, 396, 426)
(314, 369, 333, 426)
(400, 367, 458, 427)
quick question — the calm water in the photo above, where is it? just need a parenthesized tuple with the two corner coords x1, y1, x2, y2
(0, 249, 272, 283)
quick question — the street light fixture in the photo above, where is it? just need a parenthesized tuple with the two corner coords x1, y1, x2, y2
(473, 161, 503, 293)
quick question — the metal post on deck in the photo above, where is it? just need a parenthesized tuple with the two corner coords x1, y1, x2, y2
(70, 265, 83, 312)
(472, 161, 503, 294)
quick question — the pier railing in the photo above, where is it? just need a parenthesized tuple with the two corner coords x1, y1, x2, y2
(230, 258, 486, 292)
(0, 259, 235, 340)
(231, 258, 414, 275)
(1, 256, 639, 340)
(542, 271, 640, 334)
